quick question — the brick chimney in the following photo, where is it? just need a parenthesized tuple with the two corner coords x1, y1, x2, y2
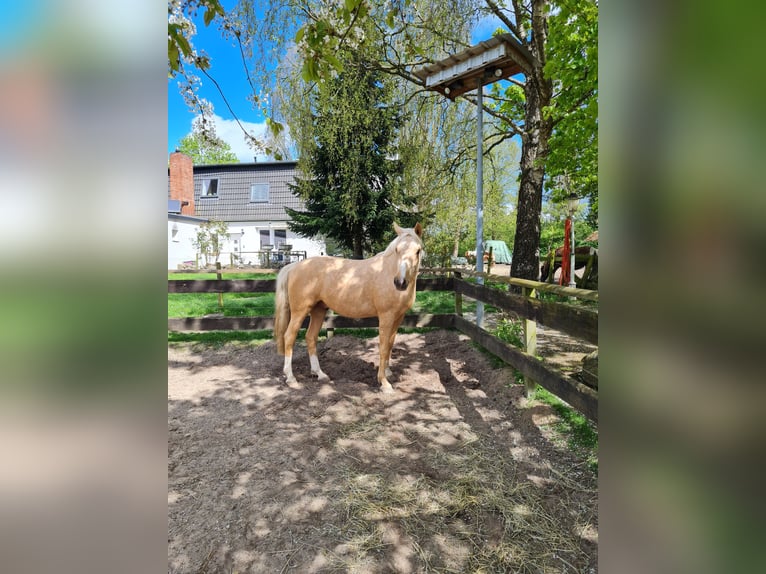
(168, 151, 195, 215)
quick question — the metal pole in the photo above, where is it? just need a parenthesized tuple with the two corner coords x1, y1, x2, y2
(475, 77, 484, 328)
(568, 215, 576, 288)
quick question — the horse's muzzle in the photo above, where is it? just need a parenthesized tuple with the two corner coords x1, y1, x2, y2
(393, 278, 408, 291)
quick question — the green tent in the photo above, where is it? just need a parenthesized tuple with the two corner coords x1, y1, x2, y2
(483, 240, 512, 264)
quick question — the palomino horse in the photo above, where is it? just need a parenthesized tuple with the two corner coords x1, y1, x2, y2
(274, 223, 424, 393)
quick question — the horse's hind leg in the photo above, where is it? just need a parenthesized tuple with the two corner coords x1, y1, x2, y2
(282, 311, 306, 385)
(306, 304, 330, 382)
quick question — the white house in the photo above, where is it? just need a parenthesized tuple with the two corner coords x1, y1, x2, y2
(167, 199, 208, 269)
(167, 152, 326, 269)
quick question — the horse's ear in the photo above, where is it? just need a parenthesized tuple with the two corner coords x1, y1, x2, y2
(393, 222, 403, 235)
(414, 222, 423, 237)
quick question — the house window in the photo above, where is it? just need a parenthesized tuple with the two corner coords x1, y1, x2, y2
(274, 229, 287, 248)
(260, 230, 271, 248)
(202, 178, 218, 197)
(250, 183, 269, 203)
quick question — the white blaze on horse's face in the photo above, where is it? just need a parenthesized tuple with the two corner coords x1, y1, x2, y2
(393, 234, 422, 292)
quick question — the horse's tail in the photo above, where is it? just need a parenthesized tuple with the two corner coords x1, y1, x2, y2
(274, 263, 294, 355)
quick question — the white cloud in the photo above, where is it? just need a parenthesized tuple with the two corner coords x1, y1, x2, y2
(190, 114, 270, 163)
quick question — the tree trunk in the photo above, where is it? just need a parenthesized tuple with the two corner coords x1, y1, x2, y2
(352, 233, 364, 259)
(510, 1, 553, 283)
(452, 235, 460, 258)
(510, 108, 549, 280)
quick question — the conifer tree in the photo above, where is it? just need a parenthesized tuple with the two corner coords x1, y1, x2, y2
(285, 51, 418, 259)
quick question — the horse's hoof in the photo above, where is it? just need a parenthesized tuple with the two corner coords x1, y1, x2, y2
(314, 371, 330, 382)
(380, 382, 394, 393)
(285, 375, 298, 386)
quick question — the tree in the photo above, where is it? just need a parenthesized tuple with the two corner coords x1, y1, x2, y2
(177, 129, 239, 165)
(192, 219, 230, 266)
(169, 0, 598, 278)
(169, 0, 370, 159)
(292, 0, 598, 280)
(285, 49, 418, 259)
(541, 0, 598, 227)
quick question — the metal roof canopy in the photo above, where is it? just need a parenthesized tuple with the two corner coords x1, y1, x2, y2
(412, 34, 529, 100)
(413, 34, 530, 327)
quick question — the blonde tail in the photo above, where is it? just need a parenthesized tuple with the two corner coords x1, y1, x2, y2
(274, 264, 293, 355)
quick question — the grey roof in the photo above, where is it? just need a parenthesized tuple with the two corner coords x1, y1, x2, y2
(411, 33, 530, 100)
(191, 161, 303, 223)
(168, 213, 208, 224)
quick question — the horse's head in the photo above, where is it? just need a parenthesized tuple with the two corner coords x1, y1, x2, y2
(391, 222, 423, 291)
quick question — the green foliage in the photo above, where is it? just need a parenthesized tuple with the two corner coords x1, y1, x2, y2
(176, 132, 239, 165)
(286, 49, 419, 258)
(539, 200, 597, 255)
(171, 0, 599, 271)
(543, 0, 599, 226)
(293, 0, 373, 83)
(492, 316, 524, 348)
(191, 219, 230, 266)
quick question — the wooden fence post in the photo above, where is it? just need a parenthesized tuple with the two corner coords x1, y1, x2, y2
(487, 246, 493, 275)
(579, 248, 596, 289)
(216, 261, 223, 309)
(454, 270, 463, 317)
(545, 250, 555, 283)
(327, 309, 334, 338)
(522, 286, 537, 397)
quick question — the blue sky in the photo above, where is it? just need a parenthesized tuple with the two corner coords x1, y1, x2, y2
(168, 1, 271, 161)
(168, 7, 505, 162)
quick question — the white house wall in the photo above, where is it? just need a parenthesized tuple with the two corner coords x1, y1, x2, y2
(221, 222, 326, 266)
(168, 219, 202, 269)
(169, 220, 327, 269)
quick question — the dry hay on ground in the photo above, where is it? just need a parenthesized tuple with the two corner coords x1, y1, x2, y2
(168, 330, 597, 573)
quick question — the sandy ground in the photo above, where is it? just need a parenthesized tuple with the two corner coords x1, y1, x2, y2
(169, 329, 597, 573)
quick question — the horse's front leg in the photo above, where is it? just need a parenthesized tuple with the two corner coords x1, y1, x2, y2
(377, 314, 404, 393)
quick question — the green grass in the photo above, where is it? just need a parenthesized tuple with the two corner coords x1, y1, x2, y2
(169, 272, 277, 280)
(167, 330, 273, 346)
(533, 386, 598, 473)
(168, 277, 456, 319)
(167, 327, 437, 348)
(168, 272, 277, 318)
(409, 290, 455, 314)
(167, 292, 275, 318)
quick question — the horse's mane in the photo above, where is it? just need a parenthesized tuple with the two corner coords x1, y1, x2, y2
(374, 228, 423, 258)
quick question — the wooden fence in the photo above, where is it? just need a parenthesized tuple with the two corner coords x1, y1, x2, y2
(168, 269, 598, 422)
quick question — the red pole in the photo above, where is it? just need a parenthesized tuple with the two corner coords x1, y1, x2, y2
(560, 217, 572, 286)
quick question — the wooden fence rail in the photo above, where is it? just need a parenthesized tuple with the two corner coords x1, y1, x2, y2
(454, 279, 598, 345)
(168, 270, 597, 422)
